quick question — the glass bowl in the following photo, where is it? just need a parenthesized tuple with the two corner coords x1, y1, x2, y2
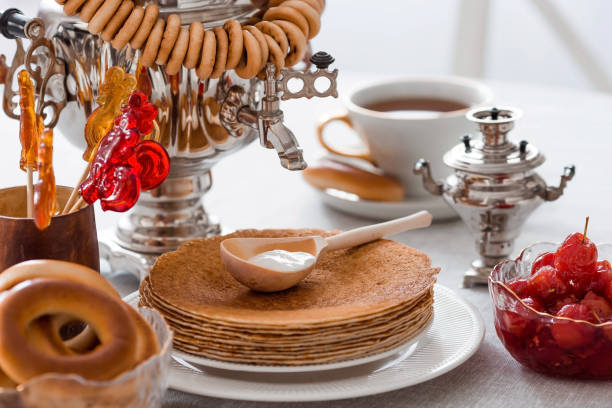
(490, 242, 612, 379)
(0, 307, 172, 407)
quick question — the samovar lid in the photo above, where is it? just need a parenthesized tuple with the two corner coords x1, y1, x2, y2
(443, 106, 545, 175)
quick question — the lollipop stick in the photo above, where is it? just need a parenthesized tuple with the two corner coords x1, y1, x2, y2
(69, 197, 86, 214)
(62, 163, 91, 214)
(26, 166, 34, 218)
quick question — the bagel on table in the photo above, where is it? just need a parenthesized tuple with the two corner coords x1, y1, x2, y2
(0, 260, 158, 387)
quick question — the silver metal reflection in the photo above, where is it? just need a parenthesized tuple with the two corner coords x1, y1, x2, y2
(414, 106, 575, 287)
(0, 1, 338, 277)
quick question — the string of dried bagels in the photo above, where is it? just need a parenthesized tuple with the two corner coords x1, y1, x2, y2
(54, 0, 325, 78)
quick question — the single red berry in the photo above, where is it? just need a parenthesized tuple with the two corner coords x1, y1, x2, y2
(500, 311, 530, 337)
(551, 304, 596, 349)
(580, 291, 612, 322)
(527, 266, 568, 304)
(507, 278, 530, 298)
(554, 233, 597, 281)
(531, 252, 555, 275)
(585, 260, 612, 295)
(557, 303, 597, 322)
(521, 297, 544, 312)
(548, 294, 578, 315)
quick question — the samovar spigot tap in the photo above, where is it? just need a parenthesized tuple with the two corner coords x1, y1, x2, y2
(234, 51, 338, 171)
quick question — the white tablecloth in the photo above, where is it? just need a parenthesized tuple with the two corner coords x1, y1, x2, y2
(1, 72, 611, 407)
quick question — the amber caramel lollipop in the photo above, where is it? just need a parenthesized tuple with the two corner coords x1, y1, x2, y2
(33, 129, 58, 230)
(17, 70, 41, 218)
(62, 66, 137, 213)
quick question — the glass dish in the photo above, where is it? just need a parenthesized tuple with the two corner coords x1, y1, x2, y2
(0, 307, 172, 408)
(490, 242, 612, 379)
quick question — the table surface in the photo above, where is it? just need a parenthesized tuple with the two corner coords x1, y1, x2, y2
(1, 72, 611, 407)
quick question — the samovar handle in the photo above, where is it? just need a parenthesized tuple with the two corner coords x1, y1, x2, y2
(0, 9, 67, 128)
(539, 165, 576, 201)
(0, 8, 29, 39)
(413, 159, 444, 196)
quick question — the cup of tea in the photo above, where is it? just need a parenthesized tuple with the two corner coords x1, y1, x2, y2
(317, 76, 493, 197)
(0, 185, 99, 273)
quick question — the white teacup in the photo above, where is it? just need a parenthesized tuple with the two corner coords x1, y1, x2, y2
(317, 77, 493, 197)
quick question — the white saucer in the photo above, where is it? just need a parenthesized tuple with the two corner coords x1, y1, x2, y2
(124, 284, 484, 401)
(314, 187, 457, 221)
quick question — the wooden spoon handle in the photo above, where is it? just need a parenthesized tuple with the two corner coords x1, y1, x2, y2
(324, 210, 432, 252)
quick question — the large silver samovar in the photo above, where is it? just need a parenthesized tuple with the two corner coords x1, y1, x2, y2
(0, 1, 338, 278)
(414, 106, 575, 287)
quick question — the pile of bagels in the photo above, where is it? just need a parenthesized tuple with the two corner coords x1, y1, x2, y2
(55, 0, 325, 78)
(0, 260, 158, 388)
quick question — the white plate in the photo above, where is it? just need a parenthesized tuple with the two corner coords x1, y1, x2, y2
(124, 284, 484, 401)
(314, 187, 457, 221)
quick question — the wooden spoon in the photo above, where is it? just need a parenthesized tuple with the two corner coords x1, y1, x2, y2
(220, 210, 433, 292)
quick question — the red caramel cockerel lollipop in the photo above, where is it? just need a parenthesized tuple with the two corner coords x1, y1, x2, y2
(62, 66, 137, 213)
(33, 129, 58, 230)
(17, 70, 42, 218)
(76, 91, 169, 212)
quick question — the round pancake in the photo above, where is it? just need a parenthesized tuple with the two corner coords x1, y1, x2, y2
(147, 229, 439, 326)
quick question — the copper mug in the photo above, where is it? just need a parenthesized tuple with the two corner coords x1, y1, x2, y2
(0, 185, 99, 272)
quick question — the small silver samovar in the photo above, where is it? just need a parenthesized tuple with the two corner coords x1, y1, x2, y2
(414, 106, 575, 287)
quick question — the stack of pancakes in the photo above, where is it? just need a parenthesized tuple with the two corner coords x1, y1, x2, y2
(140, 229, 438, 366)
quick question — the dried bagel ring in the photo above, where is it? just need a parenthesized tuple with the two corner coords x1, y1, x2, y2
(101, 0, 133, 42)
(63, 0, 88, 17)
(0, 260, 122, 355)
(235, 29, 263, 79)
(80, 0, 105, 23)
(261, 33, 285, 77)
(35, 301, 158, 362)
(196, 30, 217, 80)
(282, 0, 320, 38)
(272, 20, 306, 67)
(244, 26, 268, 72)
(255, 21, 288, 58)
(301, 0, 324, 14)
(0, 260, 120, 298)
(166, 28, 189, 75)
(156, 13, 181, 66)
(140, 18, 165, 67)
(88, 0, 122, 35)
(210, 26, 229, 79)
(184, 22, 205, 69)
(224, 20, 244, 70)
(0, 261, 158, 362)
(0, 279, 138, 383)
(263, 6, 309, 39)
(129, 4, 159, 50)
(111, 5, 144, 50)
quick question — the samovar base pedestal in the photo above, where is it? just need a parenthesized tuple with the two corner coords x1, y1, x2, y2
(99, 172, 223, 280)
(462, 259, 499, 288)
(99, 232, 156, 281)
